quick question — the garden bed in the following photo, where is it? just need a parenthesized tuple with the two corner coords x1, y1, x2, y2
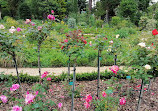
(0, 77, 157, 111)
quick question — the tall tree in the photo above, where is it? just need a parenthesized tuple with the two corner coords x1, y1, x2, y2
(138, 0, 151, 12)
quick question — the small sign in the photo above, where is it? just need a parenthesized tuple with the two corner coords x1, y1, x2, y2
(126, 76, 131, 80)
(67, 60, 70, 63)
(69, 82, 73, 85)
(99, 57, 102, 61)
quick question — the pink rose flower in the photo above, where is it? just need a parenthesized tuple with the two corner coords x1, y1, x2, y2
(10, 84, 20, 91)
(25, 93, 35, 104)
(102, 91, 107, 97)
(58, 103, 62, 108)
(47, 77, 51, 81)
(17, 27, 21, 32)
(84, 102, 90, 108)
(0, 95, 7, 103)
(64, 39, 68, 42)
(47, 14, 55, 21)
(11, 105, 22, 111)
(41, 71, 48, 78)
(51, 10, 54, 14)
(110, 65, 119, 74)
(38, 26, 42, 31)
(31, 23, 35, 26)
(85, 94, 92, 103)
(119, 97, 126, 105)
(25, 19, 31, 24)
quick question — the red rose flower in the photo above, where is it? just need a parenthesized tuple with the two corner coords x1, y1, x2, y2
(152, 29, 158, 35)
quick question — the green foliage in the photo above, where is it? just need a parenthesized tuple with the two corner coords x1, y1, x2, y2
(111, 16, 121, 27)
(139, 16, 148, 30)
(145, 19, 157, 30)
(95, 19, 104, 28)
(5, 17, 19, 27)
(115, 28, 137, 38)
(18, 3, 31, 19)
(68, 18, 76, 28)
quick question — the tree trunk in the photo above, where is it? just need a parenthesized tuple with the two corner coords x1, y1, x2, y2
(13, 54, 21, 85)
(89, 0, 92, 13)
(38, 44, 41, 76)
(0, 5, 2, 20)
(106, 9, 109, 24)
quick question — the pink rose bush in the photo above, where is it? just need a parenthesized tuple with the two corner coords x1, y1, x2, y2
(102, 91, 107, 97)
(47, 77, 51, 81)
(11, 106, 22, 111)
(0, 95, 7, 103)
(17, 27, 21, 32)
(41, 71, 48, 78)
(10, 84, 20, 91)
(110, 65, 119, 74)
(84, 94, 92, 109)
(84, 102, 90, 108)
(58, 103, 62, 108)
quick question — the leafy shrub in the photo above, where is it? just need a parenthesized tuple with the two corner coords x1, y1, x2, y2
(78, 22, 87, 27)
(6, 17, 19, 27)
(95, 19, 104, 28)
(139, 16, 148, 30)
(111, 16, 121, 26)
(68, 18, 76, 28)
(18, 3, 32, 19)
(146, 19, 157, 30)
(115, 28, 129, 38)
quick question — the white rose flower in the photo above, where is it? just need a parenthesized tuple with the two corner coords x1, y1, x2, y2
(138, 42, 146, 47)
(109, 40, 113, 44)
(144, 64, 151, 70)
(146, 46, 151, 49)
(116, 34, 120, 38)
(9, 26, 16, 33)
(0, 24, 5, 29)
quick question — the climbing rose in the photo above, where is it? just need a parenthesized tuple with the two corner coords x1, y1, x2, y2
(119, 98, 126, 105)
(102, 91, 107, 97)
(58, 103, 62, 108)
(47, 77, 51, 81)
(84, 102, 90, 108)
(47, 14, 55, 21)
(110, 65, 119, 74)
(17, 27, 21, 32)
(152, 29, 158, 35)
(11, 106, 22, 111)
(10, 84, 20, 91)
(0, 95, 7, 103)
(85, 94, 92, 102)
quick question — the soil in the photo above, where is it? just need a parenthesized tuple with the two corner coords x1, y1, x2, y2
(0, 77, 157, 111)
(0, 66, 125, 76)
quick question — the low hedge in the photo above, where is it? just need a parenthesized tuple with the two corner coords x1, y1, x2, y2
(0, 70, 128, 83)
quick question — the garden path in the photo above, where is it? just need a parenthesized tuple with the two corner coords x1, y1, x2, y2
(0, 66, 124, 76)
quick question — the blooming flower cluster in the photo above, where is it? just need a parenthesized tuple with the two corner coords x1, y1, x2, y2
(110, 65, 119, 74)
(84, 94, 92, 108)
(0, 95, 7, 103)
(10, 84, 20, 91)
(25, 91, 38, 104)
(119, 97, 126, 105)
(11, 105, 22, 111)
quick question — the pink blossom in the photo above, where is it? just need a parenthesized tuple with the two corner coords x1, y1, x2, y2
(41, 71, 48, 78)
(10, 84, 20, 91)
(85, 94, 92, 103)
(38, 26, 42, 31)
(47, 14, 55, 21)
(58, 103, 62, 108)
(119, 98, 126, 105)
(25, 93, 35, 104)
(31, 23, 35, 26)
(51, 10, 54, 14)
(64, 39, 68, 42)
(110, 65, 119, 74)
(151, 92, 154, 95)
(17, 27, 21, 32)
(25, 19, 31, 24)
(102, 91, 107, 97)
(0, 95, 7, 103)
(11, 105, 22, 111)
(47, 77, 51, 81)
(84, 102, 90, 108)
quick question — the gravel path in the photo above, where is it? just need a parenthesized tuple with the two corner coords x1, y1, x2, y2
(0, 66, 124, 76)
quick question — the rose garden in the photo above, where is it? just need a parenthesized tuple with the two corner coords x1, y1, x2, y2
(0, 1, 158, 111)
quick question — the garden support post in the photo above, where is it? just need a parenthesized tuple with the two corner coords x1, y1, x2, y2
(137, 79, 144, 111)
(68, 55, 70, 81)
(38, 44, 41, 76)
(71, 64, 76, 111)
(13, 55, 21, 85)
(114, 55, 117, 65)
(97, 49, 101, 97)
(148, 78, 152, 93)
